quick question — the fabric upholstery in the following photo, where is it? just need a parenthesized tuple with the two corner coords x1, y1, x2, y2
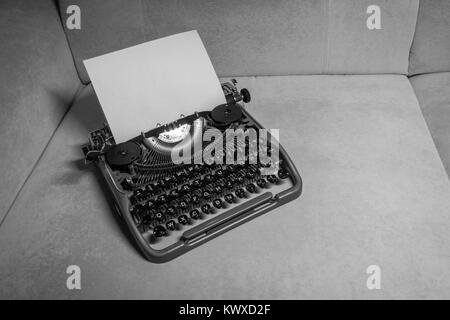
(410, 72, 450, 177)
(57, 0, 419, 83)
(1, 75, 450, 299)
(0, 0, 81, 223)
(409, 0, 450, 75)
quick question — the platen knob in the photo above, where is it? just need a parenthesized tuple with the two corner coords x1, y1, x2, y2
(240, 88, 251, 103)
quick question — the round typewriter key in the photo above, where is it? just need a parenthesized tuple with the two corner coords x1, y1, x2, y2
(176, 169, 187, 181)
(278, 168, 289, 179)
(191, 194, 200, 204)
(246, 183, 256, 193)
(224, 193, 235, 204)
(181, 184, 191, 194)
(166, 206, 176, 216)
(166, 220, 176, 231)
(204, 174, 213, 183)
(213, 198, 223, 209)
(225, 180, 234, 189)
(215, 169, 224, 178)
(256, 178, 267, 188)
(192, 179, 202, 188)
(226, 165, 236, 173)
(142, 212, 153, 225)
(157, 194, 167, 203)
(201, 203, 212, 214)
(202, 190, 211, 200)
(144, 184, 154, 193)
(155, 211, 164, 221)
(237, 175, 245, 184)
(178, 215, 189, 225)
(153, 225, 167, 237)
(245, 170, 256, 179)
(145, 199, 155, 209)
(235, 188, 246, 198)
(158, 179, 168, 188)
(169, 189, 179, 199)
(267, 175, 278, 184)
(189, 209, 200, 220)
(179, 200, 188, 211)
(214, 185, 223, 194)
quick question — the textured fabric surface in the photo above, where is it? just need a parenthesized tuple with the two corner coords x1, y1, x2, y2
(1, 75, 450, 299)
(58, 0, 419, 83)
(0, 0, 81, 223)
(409, 0, 450, 75)
(410, 72, 450, 178)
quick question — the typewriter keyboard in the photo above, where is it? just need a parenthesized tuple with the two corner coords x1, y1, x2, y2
(127, 162, 293, 249)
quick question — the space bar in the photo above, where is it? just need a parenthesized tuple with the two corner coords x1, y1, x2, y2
(181, 192, 272, 241)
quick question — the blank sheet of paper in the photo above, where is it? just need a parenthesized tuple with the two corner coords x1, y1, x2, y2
(83, 30, 225, 143)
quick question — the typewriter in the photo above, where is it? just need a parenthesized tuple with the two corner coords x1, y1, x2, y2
(83, 80, 302, 263)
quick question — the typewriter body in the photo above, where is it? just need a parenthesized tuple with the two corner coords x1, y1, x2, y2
(83, 80, 302, 263)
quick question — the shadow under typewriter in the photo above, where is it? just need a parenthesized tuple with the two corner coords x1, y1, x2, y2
(83, 81, 302, 263)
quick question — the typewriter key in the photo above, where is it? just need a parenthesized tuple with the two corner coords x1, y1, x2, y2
(189, 209, 200, 220)
(157, 179, 167, 189)
(226, 165, 236, 173)
(192, 179, 202, 188)
(256, 178, 267, 188)
(236, 175, 245, 184)
(225, 180, 234, 189)
(224, 193, 235, 204)
(204, 174, 213, 183)
(267, 175, 278, 184)
(153, 225, 167, 237)
(178, 215, 189, 225)
(181, 184, 191, 194)
(245, 170, 256, 179)
(215, 169, 224, 178)
(278, 168, 289, 179)
(235, 188, 246, 198)
(169, 189, 179, 199)
(179, 200, 188, 211)
(166, 206, 176, 216)
(246, 183, 256, 193)
(201, 204, 212, 214)
(155, 212, 164, 221)
(141, 211, 153, 225)
(214, 185, 223, 194)
(191, 195, 200, 204)
(213, 198, 223, 209)
(202, 190, 211, 200)
(157, 194, 167, 204)
(166, 220, 176, 231)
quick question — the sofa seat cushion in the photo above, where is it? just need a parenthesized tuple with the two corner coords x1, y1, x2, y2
(1, 75, 450, 299)
(410, 72, 450, 178)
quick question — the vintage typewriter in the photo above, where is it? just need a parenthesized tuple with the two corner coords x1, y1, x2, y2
(83, 80, 302, 263)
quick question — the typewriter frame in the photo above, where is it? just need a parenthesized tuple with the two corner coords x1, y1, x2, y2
(84, 82, 302, 263)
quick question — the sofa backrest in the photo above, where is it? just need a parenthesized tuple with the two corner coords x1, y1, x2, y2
(409, 0, 450, 76)
(58, 0, 419, 84)
(0, 0, 80, 222)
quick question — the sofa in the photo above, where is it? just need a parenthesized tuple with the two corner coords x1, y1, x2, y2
(1, 0, 449, 299)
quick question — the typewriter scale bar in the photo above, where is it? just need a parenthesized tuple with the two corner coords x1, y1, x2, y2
(83, 81, 302, 262)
